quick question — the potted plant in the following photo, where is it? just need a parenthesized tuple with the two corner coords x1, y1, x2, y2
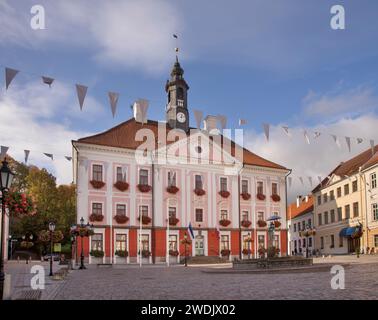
(257, 220, 267, 228)
(90, 180, 105, 189)
(258, 247, 266, 257)
(273, 220, 281, 228)
(141, 250, 151, 258)
(219, 219, 231, 227)
(271, 194, 281, 202)
(169, 250, 179, 256)
(90, 250, 104, 258)
(241, 220, 252, 228)
(138, 215, 152, 225)
(169, 217, 179, 226)
(219, 190, 230, 198)
(242, 248, 251, 255)
(137, 184, 152, 192)
(194, 188, 206, 196)
(257, 193, 266, 201)
(241, 192, 251, 200)
(166, 185, 179, 194)
(180, 238, 192, 245)
(114, 181, 129, 192)
(114, 215, 129, 224)
(89, 213, 104, 222)
(115, 250, 128, 257)
(220, 249, 231, 257)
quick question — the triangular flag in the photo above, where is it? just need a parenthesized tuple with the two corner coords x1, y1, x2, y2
(65, 156, 72, 161)
(108, 92, 119, 118)
(308, 177, 313, 186)
(345, 137, 351, 152)
(24, 150, 30, 163)
(370, 139, 375, 155)
(0, 146, 9, 158)
(303, 130, 310, 144)
(5, 67, 19, 90)
(217, 115, 227, 130)
(188, 222, 195, 239)
(282, 126, 291, 138)
(357, 138, 363, 144)
(263, 123, 270, 141)
(314, 131, 321, 139)
(193, 110, 203, 129)
(239, 119, 247, 126)
(288, 177, 292, 188)
(331, 135, 341, 148)
(42, 76, 54, 87)
(299, 177, 304, 186)
(43, 153, 53, 160)
(75, 84, 88, 110)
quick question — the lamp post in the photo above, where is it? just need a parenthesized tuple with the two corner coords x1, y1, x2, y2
(184, 233, 188, 267)
(48, 222, 55, 276)
(302, 224, 316, 258)
(0, 158, 15, 300)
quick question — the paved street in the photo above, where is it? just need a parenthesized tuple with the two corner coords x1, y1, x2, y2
(52, 258, 378, 300)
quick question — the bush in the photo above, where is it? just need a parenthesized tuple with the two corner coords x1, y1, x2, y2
(90, 250, 104, 258)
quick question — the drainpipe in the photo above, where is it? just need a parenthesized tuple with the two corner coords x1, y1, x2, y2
(151, 153, 155, 264)
(72, 142, 80, 265)
(285, 168, 293, 256)
(360, 168, 369, 252)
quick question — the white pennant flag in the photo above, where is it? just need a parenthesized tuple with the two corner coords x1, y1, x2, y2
(357, 138, 363, 144)
(43, 153, 53, 160)
(331, 135, 341, 148)
(370, 139, 375, 155)
(314, 131, 321, 139)
(193, 110, 203, 129)
(5, 67, 19, 90)
(1, 146, 9, 158)
(282, 126, 291, 138)
(238, 119, 247, 126)
(108, 92, 119, 118)
(65, 156, 72, 161)
(263, 123, 270, 142)
(76, 84, 88, 110)
(299, 177, 304, 186)
(42, 76, 54, 87)
(308, 177, 313, 186)
(303, 130, 310, 144)
(288, 177, 292, 188)
(345, 136, 351, 152)
(24, 150, 30, 163)
(217, 115, 227, 130)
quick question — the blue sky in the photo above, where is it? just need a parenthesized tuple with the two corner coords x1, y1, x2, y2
(1, 0, 378, 198)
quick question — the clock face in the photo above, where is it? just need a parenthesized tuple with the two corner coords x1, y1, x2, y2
(177, 112, 186, 123)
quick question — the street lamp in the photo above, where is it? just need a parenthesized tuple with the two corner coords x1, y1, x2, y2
(0, 158, 15, 300)
(184, 233, 188, 267)
(301, 224, 316, 258)
(48, 222, 56, 276)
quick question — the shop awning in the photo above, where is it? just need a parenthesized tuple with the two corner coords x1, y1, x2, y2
(339, 226, 359, 237)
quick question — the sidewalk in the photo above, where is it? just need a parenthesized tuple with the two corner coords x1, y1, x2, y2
(313, 254, 378, 265)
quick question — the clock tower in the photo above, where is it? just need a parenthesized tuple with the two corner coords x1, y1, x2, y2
(165, 57, 190, 132)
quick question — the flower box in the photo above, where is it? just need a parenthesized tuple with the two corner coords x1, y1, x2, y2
(242, 249, 251, 255)
(219, 219, 231, 227)
(166, 186, 179, 194)
(115, 250, 128, 257)
(271, 194, 281, 202)
(90, 250, 104, 258)
(180, 238, 192, 245)
(138, 215, 151, 225)
(241, 193, 251, 200)
(38, 230, 64, 243)
(89, 213, 104, 222)
(258, 248, 266, 257)
(90, 180, 105, 189)
(220, 249, 231, 257)
(4, 191, 36, 215)
(137, 184, 152, 193)
(219, 190, 230, 198)
(257, 220, 267, 228)
(114, 181, 129, 192)
(140, 250, 151, 258)
(114, 215, 129, 224)
(169, 250, 179, 257)
(169, 217, 179, 226)
(194, 188, 206, 196)
(241, 220, 252, 228)
(256, 193, 266, 201)
(274, 220, 281, 228)
(20, 241, 33, 249)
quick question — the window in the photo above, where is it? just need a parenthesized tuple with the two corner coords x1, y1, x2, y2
(375, 235, 378, 247)
(116, 204, 126, 216)
(242, 211, 248, 221)
(169, 207, 176, 219)
(372, 203, 378, 221)
(272, 183, 278, 195)
(141, 234, 149, 251)
(139, 205, 148, 217)
(220, 210, 228, 220)
(298, 239, 301, 248)
(353, 202, 359, 218)
(330, 190, 335, 201)
(220, 235, 230, 250)
(169, 235, 177, 251)
(337, 187, 342, 198)
(92, 164, 103, 181)
(320, 237, 324, 249)
(337, 207, 342, 221)
(116, 166, 126, 182)
(330, 235, 335, 248)
(168, 171, 176, 187)
(339, 236, 343, 247)
(273, 235, 279, 248)
(345, 205, 350, 219)
(220, 177, 228, 192)
(344, 184, 349, 195)
(324, 212, 329, 224)
(352, 180, 358, 192)
(115, 234, 126, 251)
(91, 234, 103, 251)
(323, 193, 328, 203)
(258, 235, 265, 249)
(139, 169, 148, 185)
(371, 173, 377, 189)
(241, 180, 248, 193)
(92, 203, 102, 215)
(302, 238, 306, 248)
(330, 209, 335, 223)
(302, 220, 306, 230)
(257, 181, 264, 194)
(294, 240, 297, 249)
(242, 235, 251, 250)
(257, 211, 264, 221)
(298, 222, 301, 232)
(195, 175, 203, 189)
(318, 213, 322, 225)
(293, 224, 297, 232)
(195, 208, 203, 222)
(317, 196, 321, 205)
(308, 219, 312, 228)
(308, 237, 312, 247)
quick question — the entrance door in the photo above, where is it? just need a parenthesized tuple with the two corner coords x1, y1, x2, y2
(195, 235, 204, 256)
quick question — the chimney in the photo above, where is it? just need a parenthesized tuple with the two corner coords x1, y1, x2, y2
(203, 115, 219, 135)
(133, 99, 149, 124)
(296, 195, 302, 208)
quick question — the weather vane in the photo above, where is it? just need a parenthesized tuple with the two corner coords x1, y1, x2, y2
(173, 34, 179, 60)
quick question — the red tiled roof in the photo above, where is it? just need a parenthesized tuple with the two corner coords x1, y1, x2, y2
(75, 118, 287, 170)
(287, 196, 314, 220)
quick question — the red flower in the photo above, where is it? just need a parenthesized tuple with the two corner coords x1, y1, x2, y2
(166, 186, 179, 194)
(194, 188, 206, 196)
(138, 215, 151, 225)
(256, 193, 266, 201)
(137, 184, 152, 193)
(219, 219, 231, 227)
(90, 180, 105, 189)
(241, 220, 252, 228)
(114, 181, 129, 192)
(271, 194, 281, 202)
(169, 217, 180, 226)
(114, 215, 129, 224)
(241, 193, 251, 200)
(219, 190, 230, 198)
(89, 213, 104, 222)
(257, 220, 267, 228)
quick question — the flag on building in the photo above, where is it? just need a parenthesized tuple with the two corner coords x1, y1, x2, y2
(188, 222, 195, 240)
